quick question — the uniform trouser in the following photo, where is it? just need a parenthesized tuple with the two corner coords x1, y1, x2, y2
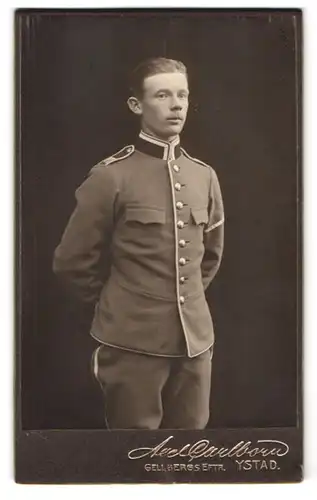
(92, 344, 213, 430)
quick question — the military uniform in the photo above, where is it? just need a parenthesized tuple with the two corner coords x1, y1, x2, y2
(53, 130, 224, 429)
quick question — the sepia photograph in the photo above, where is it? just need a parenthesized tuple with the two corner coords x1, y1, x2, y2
(15, 8, 302, 483)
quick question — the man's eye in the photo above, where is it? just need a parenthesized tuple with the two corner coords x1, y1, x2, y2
(157, 93, 167, 99)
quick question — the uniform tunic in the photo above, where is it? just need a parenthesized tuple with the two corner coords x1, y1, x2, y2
(53, 131, 224, 358)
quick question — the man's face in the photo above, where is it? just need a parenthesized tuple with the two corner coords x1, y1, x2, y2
(138, 72, 189, 140)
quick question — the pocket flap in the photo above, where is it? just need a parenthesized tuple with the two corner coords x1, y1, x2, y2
(125, 206, 166, 224)
(191, 207, 209, 225)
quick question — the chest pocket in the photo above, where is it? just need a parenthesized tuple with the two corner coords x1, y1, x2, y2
(191, 207, 209, 226)
(125, 206, 166, 225)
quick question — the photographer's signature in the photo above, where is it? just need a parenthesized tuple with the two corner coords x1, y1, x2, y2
(128, 435, 289, 462)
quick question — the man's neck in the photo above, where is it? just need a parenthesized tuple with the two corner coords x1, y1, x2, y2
(141, 126, 179, 144)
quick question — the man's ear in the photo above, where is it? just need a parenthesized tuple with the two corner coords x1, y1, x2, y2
(127, 96, 142, 115)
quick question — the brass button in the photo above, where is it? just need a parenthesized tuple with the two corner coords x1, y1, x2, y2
(179, 296, 185, 305)
(176, 201, 184, 210)
(177, 220, 184, 229)
(173, 164, 180, 173)
(179, 276, 186, 284)
(179, 257, 186, 266)
(175, 182, 181, 191)
(179, 239, 186, 248)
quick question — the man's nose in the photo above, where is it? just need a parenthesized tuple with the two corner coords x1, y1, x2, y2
(170, 97, 183, 110)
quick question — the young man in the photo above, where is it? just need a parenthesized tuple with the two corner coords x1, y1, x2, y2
(53, 57, 224, 429)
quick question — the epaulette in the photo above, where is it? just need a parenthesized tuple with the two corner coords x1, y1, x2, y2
(180, 147, 211, 169)
(98, 145, 135, 167)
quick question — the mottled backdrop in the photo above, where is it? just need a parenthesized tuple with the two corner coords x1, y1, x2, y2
(17, 10, 300, 429)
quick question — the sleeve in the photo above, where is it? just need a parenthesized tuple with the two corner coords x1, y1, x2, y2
(201, 168, 225, 291)
(53, 165, 118, 303)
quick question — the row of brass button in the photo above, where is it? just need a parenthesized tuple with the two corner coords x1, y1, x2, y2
(173, 164, 187, 305)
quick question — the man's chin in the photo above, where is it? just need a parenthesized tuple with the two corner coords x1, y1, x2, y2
(162, 123, 184, 137)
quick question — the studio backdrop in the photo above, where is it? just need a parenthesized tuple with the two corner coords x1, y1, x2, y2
(18, 10, 300, 431)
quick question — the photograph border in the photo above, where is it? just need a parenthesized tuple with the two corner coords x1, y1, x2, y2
(14, 7, 303, 484)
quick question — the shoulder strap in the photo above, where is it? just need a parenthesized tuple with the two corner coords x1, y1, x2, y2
(98, 145, 135, 167)
(180, 147, 211, 169)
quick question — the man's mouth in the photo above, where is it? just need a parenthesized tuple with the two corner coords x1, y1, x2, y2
(167, 117, 182, 122)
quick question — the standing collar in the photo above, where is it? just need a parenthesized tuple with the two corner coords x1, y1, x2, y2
(135, 130, 181, 161)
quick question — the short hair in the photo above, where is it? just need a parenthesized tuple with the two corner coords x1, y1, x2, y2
(129, 57, 188, 97)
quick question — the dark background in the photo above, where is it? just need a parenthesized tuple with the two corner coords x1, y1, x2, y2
(18, 10, 300, 429)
